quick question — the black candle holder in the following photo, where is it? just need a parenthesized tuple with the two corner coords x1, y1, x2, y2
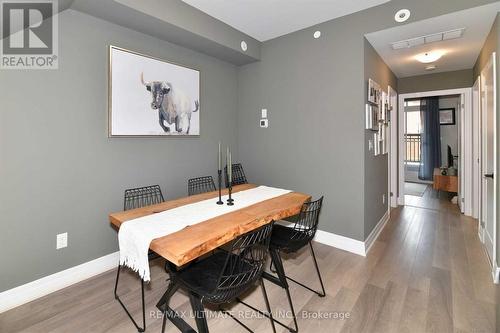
(227, 181, 234, 206)
(216, 170, 224, 205)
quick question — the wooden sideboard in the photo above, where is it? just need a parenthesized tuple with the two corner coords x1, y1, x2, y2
(433, 168, 458, 193)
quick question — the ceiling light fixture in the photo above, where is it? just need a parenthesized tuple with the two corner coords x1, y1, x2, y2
(240, 41, 248, 52)
(415, 50, 445, 63)
(313, 31, 321, 39)
(395, 9, 410, 23)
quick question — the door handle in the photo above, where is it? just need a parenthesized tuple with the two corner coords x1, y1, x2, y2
(484, 173, 494, 179)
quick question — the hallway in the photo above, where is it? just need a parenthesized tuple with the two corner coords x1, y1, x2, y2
(405, 185, 460, 213)
(0, 201, 495, 333)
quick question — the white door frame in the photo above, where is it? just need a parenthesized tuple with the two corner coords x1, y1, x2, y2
(397, 88, 473, 215)
(473, 76, 483, 240)
(388, 86, 398, 208)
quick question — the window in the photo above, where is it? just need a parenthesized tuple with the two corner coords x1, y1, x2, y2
(405, 100, 422, 163)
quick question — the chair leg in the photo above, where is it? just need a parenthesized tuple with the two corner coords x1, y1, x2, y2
(269, 257, 277, 273)
(260, 279, 277, 333)
(236, 250, 298, 333)
(114, 264, 146, 332)
(189, 293, 209, 333)
(268, 248, 298, 333)
(308, 242, 326, 297)
(277, 243, 326, 297)
(218, 306, 254, 333)
(158, 280, 197, 333)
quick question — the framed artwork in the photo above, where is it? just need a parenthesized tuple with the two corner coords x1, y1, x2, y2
(439, 108, 456, 125)
(368, 78, 381, 105)
(380, 91, 387, 121)
(374, 132, 380, 156)
(365, 104, 379, 131)
(109, 45, 201, 137)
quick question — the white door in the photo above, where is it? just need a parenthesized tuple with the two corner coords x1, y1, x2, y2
(480, 53, 497, 264)
(473, 77, 482, 230)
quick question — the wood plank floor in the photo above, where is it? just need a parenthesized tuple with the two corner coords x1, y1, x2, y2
(0, 190, 496, 332)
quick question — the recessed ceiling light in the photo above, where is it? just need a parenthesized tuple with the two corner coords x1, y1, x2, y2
(415, 51, 445, 63)
(313, 31, 321, 39)
(240, 41, 247, 52)
(425, 65, 437, 71)
(395, 9, 410, 23)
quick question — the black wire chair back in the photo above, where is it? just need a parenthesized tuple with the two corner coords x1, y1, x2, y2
(188, 176, 216, 196)
(123, 185, 164, 211)
(282, 197, 324, 252)
(224, 163, 248, 187)
(206, 223, 273, 304)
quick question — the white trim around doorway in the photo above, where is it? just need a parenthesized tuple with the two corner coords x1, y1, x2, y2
(396, 88, 473, 216)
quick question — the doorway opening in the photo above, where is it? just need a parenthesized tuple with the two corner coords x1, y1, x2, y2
(402, 95, 461, 211)
(397, 88, 472, 215)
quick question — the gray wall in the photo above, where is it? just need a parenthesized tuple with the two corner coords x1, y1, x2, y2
(397, 69, 473, 94)
(0, 9, 239, 292)
(474, 13, 499, 79)
(1, 0, 498, 292)
(237, 0, 494, 241)
(363, 38, 397, 239)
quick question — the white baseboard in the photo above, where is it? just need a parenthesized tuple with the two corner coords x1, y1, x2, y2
(492, 261, 500, 284)
(0, 251, 119, 314)
(314, 209, 390, 257)
(1, 211, 393, 314)
(314, 230, 366, 256)
(364, 210, 390, 255)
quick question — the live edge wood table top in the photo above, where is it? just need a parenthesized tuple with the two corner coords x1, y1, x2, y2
(109, 184, 311, 267)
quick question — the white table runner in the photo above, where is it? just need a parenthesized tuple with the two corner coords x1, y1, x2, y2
(119, 186, 291, 281)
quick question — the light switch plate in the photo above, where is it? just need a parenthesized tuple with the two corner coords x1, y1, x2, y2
(261, 109, 268, 118)
(57, 232, 68, 249)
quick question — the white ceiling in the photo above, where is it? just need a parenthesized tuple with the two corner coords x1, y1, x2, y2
(365, 2, 500, 78)
(182, 0, 390, 42)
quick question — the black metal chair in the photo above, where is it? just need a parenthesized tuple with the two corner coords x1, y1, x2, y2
(238, 197, 324, 333)
(156, 223, 276, 333)
(224, 163, 248, 187)
(114, 185, 165, 332)
(188, 176, 216, 196)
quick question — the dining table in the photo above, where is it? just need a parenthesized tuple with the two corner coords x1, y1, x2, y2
(109, 183, 311, 332)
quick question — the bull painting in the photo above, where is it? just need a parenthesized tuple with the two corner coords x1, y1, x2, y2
(109, 46, 200, 137)
(141, 73, 199, 134)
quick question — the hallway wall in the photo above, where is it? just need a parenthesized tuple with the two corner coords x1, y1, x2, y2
(397, 69, 473, 94)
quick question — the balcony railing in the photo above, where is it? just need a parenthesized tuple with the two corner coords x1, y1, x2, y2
(405, 133, 421, 163)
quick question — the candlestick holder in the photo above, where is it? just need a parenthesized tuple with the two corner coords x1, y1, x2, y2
(227, 181, 234, 206)
(216, 170, 224, 205)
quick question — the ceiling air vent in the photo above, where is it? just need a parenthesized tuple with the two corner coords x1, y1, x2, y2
(391, 28, 465, 50)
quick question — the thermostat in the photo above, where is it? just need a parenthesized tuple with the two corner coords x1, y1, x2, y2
(260, 119, 269, 128)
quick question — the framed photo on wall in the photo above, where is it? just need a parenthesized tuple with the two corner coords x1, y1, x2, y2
(365, 104, 379, 131)
(368, 78, 381, 105)
(439, 108, 455, 125)
(108, 45, 201, 137)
